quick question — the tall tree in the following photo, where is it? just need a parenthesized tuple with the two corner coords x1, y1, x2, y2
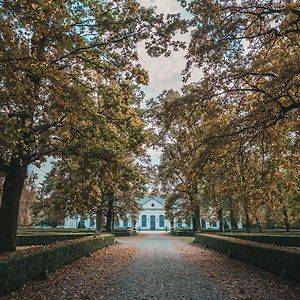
(0, 0, 185, 252)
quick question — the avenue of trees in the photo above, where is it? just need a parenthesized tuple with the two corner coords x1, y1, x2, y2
(0, 0, 299, 253)
(150, 0, 300, 232)
(0, 0, 185, 253)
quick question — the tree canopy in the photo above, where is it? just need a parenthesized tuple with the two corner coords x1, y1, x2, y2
(0, 0, 185, 252)
(150, 0, 300, 232)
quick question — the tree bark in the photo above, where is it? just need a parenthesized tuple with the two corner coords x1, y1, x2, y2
(95, 204, 103, 233)
(112, 210, 115, 232)
(0, 158, 27, 253)
(217, 208, 224, 232)
(105, 197, 113, 233)
(283, 207, 290, 232)
(192, 203, 201, 232)
(256, 216, 262, 233)
(230, 208, 237, 233)
(170, 218, 174, 230)
(244, 208, 251, 233)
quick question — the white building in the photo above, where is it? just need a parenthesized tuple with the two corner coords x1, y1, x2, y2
(64, 196, 242, 231)
(135, 196, 190, 230)
(64, 196, 191, 230)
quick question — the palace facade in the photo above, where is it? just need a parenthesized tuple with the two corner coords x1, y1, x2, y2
(64, 195, 239, 230)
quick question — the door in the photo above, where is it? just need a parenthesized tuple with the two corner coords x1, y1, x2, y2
(150, 215, 156, 230)
(159, 215, 165, 228)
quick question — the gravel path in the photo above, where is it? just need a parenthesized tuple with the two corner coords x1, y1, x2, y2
(108, 233, 229, 300)
(1, 232, 300, 300)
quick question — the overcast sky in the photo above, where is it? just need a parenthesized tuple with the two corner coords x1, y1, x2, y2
(137, 0, 201, 164)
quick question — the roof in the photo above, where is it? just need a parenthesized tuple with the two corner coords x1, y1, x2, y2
(139, 196, 166, 206)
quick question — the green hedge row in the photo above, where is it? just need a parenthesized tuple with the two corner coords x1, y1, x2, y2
(18, 228, 95, 234)
(0, 234, 114, 295)
(195, 234, 300, 282)
(170, 230, 196, 237)
(113, 229, 136, 237)
(219, 234, 300, 247)
(16, 233, 94, 246)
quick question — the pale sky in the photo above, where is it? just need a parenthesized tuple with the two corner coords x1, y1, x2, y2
(138, 0, 201, 164)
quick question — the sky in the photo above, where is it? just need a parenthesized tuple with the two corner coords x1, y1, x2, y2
(137, 0, 201, 165)
(31, 0, 199, 182)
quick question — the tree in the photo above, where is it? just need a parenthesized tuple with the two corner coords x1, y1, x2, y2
(0, 0, 185, 252)
(181, 0, 300, 136)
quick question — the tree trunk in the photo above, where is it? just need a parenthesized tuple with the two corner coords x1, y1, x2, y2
(170, 218, 174, 230)
(95, 205, 103, 233)
(283, 207, 290, 232)
(0, 158, 27, 253)
(217, 208, 224, 232)
(256, 216, 262, 233)
(112, 211, 115, 232)
(105, 198, 113, 233)
(192, 204, 201, 232)
(230, 208, 237, 233)
(245, 210, 251, 233)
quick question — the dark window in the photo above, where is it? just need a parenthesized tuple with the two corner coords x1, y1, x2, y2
(115, 221, 120, 228)
(177, 219, 182, 228)
(186, 221, 191, 228)
(151, 203, 155, 207)
(90, 218, 95, 228)
(123, 220, 128, 228)
(142, 215, 147, 227)
(159, 215, 164, 227)
(78, 220, 85, 229)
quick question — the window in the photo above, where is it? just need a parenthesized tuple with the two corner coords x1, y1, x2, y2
(115, 221, 120, 228)
(151, 203, 155, 207)
(159, 215, 164, 227)
(177, 219, 182, 228)
(142, 215, 147, 227)
(186, 221, 191, 228)
(89, 218, 95, 228)
(123, 220, 128, 228)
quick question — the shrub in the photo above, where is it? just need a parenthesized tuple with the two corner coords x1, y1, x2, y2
(170, 230, 196, 237)
(195, 234, 300, 282)
(113, 229, 136, 236)
(16, 233, 94, 246)
(218, 234, 300, 247)
(0, 234, 114, 295)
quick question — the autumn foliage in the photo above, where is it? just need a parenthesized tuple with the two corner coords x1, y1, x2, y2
(150, 0, 300, 232)
(0, 0, 185, 252)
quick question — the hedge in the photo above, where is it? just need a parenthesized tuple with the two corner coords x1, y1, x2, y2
(218, 234, 300, 248)
(113, 229, 137, 237)
(0, 234, 114, 295)
(170, 230, 196, 237)
(195, 234, 300, 282)
(18, 228, 95, 234)
(16, 233, 94, 246)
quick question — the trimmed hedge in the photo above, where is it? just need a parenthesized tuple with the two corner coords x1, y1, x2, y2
(195, 234, 300, 282)
(218, 234, 300, 247)
(18, 228, 95, 234)
(0, 234, 114, 295)
(171, 230, 196, 237)
(16, 233, 94, 246)
(113, 229, 137, 237)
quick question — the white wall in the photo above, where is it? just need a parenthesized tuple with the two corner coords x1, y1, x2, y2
(137, 209, 170, 230)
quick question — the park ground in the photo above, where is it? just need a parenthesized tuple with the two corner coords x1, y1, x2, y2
(1, 232, 300, 300)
